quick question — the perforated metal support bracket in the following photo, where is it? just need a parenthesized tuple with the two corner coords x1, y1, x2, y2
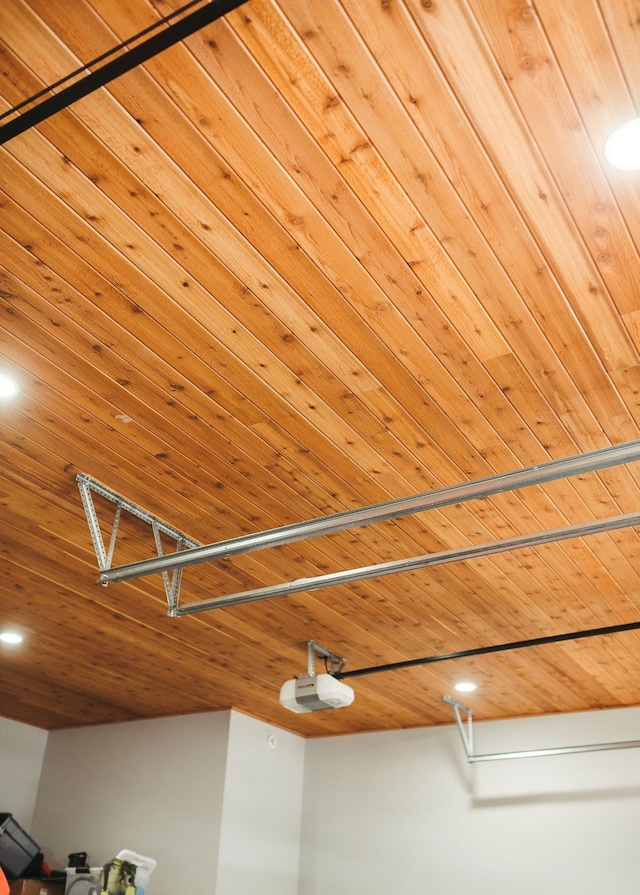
(444, 695, 474, 759)
(77, 473, 200, 615)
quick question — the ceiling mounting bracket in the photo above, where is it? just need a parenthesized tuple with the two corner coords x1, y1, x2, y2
(443, 696, 640, 762)
(307, 640, 347, 676)
(77, 473, 200, 615)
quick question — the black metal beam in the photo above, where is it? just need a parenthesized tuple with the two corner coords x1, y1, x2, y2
(0, 0, 248, 145)
(334, 619, 640, 680)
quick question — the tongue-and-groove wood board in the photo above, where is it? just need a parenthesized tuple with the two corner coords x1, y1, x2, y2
(1, 0, 640, 736)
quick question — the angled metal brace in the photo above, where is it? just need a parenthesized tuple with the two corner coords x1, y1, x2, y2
(77, 474, 200, 613)
(78, 475, 120, 573)
(443, 696, 640, 762)
(444, 695, 474, 758)
(150, 520, 189, 616)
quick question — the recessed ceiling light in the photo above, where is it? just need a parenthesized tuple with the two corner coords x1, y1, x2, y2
(0, 374, 19, 399)
(604, 117, 640, 170)
(454, 681, 477, 693)
(0, 631, 23, 644)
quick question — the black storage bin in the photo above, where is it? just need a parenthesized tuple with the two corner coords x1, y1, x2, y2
(0, 813, 41, 878)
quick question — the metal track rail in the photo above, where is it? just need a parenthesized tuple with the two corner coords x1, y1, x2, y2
(79, 440, 640, 614)
(444, 696, 640, 762)
(173, 509, 640, 615)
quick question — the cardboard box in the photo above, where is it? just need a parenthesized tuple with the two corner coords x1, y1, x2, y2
(9, 881, 65, 895)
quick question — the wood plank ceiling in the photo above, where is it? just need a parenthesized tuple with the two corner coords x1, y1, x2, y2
(1, 0, 640, 737)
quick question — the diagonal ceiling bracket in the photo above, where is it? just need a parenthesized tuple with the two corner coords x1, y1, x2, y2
(150, 520, 190, 616)
(77, 473, 200, 613)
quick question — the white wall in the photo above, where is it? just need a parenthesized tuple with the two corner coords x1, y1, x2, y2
(215, 711, 305, 895)
(26, 709, 305, 895)
(0, 716, 48, 831)
(7, 704, 640, 894)
(30, 712, 231, 895)
(299, 706, 640, 895)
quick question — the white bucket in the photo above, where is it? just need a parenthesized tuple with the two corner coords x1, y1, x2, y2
(116, 850, 157, 895)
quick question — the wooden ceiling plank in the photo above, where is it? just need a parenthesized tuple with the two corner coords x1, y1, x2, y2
(0, 393, 564, 649)
(4, 551, 462, 733)
(3, 0, 636, 468)
(218, 10, 510, 366)
(2, 546, 321, 710)
(0, 500, 336, 679)
(272, 0, 634, 446)
(0, 272, 352, 532)
(239, 594, 571, 718)
(50, 0, 604, 480)
(0, 24, 510, 496)
(2, 452, 636, 732)
(469, 0, 640, 318)
(0, 440, 552, 672)
(6, 364, 640, 652)
(1, 456, 516, 680)
(168, 12, 613, 460)
(2, 164, 474, 513)
(2, 0, 640, 733)
(1, 605, 245, 715)
(253, 554, 638, 708)
(0, 232, 407, 525)
(599, 0, 640, 111)
(397, 0, 638, 374)
(0, 349, 528, 608)
(535, 0, 640, 240)
(22, 0, 636, 496)
(0, 666, 133, 730)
